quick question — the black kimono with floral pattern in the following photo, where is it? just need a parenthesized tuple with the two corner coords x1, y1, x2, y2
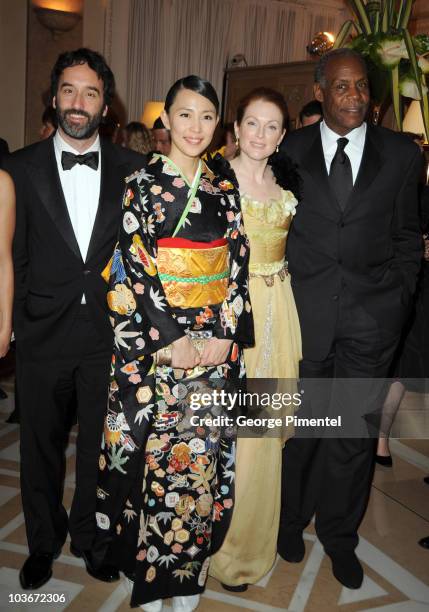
(94, 154, 253, 606)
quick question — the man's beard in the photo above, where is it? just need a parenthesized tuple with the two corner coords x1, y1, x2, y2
(56, 106, 104, 140)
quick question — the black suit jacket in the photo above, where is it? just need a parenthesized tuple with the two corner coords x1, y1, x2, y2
(0, 137, 9, 168)
(285, 123, 422, 361)
(4, 136, 145, 359)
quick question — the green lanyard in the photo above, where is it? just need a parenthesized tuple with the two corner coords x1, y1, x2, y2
(159, 155, 202, 237)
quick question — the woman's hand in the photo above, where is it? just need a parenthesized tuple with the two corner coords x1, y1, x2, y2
(0, 327, 11, 358)
(200, 338, 233, 367)
(171, 335, 201, 370)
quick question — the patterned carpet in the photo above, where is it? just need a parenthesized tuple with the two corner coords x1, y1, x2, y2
(0, 379, 428, 611)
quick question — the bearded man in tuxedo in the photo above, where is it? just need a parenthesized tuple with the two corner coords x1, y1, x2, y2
(4, 48, 144, 589)
(278, 48, 422, 588)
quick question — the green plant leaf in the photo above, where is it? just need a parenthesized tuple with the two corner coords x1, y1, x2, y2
(413, 34, 429, 55)
(381, 0, 389, 32)
(418, 56, 429, 75)
(367, 0, 381, 33)
(391, 65, 403, 129)
(387, 0, 394, 28)
(396, 0, 404, 29)
(403, 28, 423, 99)
(374, 10, 380, 34)
(420, 93, 429, 142)
(349, 0, 372, 35)
(333, 20, 354, 49)
(398, 0, 415, 29)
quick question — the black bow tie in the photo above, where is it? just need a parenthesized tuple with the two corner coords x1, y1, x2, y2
(61, 150, 99, 171)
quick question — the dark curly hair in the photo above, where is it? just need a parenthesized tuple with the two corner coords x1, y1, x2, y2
(50, 48, 115, 107)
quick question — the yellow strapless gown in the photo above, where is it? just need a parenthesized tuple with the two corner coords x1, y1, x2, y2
(210, 190, 302, 586)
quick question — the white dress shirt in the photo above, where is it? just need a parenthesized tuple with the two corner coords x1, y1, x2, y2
(54, 131, 101, 302)
(320, 120, 366, 184)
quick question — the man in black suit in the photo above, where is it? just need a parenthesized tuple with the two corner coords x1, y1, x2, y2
(4, 48, 144, 590)
(278, 49, 422, 588)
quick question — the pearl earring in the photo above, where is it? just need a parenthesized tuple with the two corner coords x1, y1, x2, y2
(276, 145, 279, 153)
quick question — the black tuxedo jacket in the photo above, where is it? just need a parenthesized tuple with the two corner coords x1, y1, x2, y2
(285, 123, 422, 361)
(4, 136, 145, 359)
(0, 137, 9, 168)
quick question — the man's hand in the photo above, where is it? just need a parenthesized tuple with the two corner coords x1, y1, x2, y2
(200, 338, 233, 367)
(171, 335, 201, 370)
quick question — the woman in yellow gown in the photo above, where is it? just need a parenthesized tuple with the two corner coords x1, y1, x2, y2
(210, 88, 302, 589)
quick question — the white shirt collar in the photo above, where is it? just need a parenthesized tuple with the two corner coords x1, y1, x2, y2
(54, 130, 101, 155)
(320, 120, 366, 149)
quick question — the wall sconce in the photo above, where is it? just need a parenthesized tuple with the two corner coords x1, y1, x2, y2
(307, 32, 336, 56)
(32, 1, 82, 39)
(228, 54, 248, 68)
(141, 102, 165, 129)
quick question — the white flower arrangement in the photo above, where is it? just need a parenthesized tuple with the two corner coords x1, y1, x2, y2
(334, 0, 429, 141)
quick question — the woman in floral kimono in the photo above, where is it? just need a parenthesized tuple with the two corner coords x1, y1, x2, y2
(94, 76, 253, 611)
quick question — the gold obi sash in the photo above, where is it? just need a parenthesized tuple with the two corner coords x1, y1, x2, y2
(157, 237, 229, 308)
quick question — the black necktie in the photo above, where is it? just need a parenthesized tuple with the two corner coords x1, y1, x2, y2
(61, 150, 99, 171)
(329, 137, 353, 210)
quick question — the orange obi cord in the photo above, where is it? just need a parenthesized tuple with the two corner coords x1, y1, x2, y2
(157, 237, 229, 308)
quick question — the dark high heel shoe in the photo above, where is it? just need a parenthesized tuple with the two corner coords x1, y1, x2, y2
(375, 454, 393, 467)
(221, 582, 248, 592)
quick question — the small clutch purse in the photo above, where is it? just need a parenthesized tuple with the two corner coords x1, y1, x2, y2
(154, 330, 213, 367)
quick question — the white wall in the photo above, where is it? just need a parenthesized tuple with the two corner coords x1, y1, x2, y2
(0, 0, 28, 152)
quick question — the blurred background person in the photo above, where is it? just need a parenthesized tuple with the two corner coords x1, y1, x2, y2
(121, 121, 152, 154)
(99, 107, 121, 142)
(151, 115, 171, 155)
(376, 138, 429, 465)
(298, 99, 322, 128)
(39, 106, 57, 140)
(205, 122, 236, 160)
(222, 122, 237, 159)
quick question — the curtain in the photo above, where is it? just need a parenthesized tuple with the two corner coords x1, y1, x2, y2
(127, 0, 345, 121)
